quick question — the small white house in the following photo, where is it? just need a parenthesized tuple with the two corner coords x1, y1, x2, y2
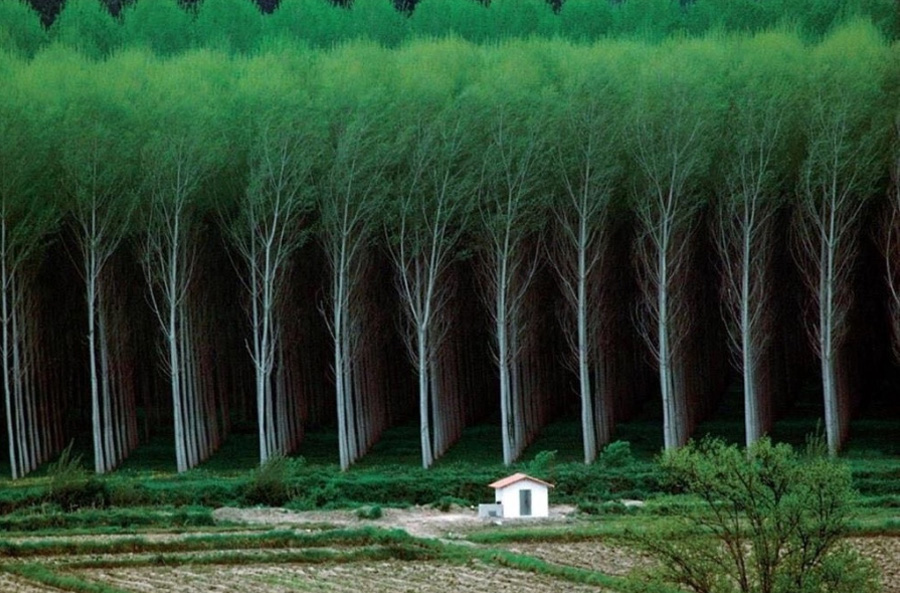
(487, 473, 553, 519)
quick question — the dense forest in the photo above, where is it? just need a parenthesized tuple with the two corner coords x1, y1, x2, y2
(0, 0, 898, 477)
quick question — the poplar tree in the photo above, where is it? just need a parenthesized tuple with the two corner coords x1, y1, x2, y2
(141, 126, 221, 472)
(550, 74, 622, 463)
(0, 79, 59, 478)
(320, 109, 390, 470)
(885, 116, 900, 361)
(478, 103, 547, 466)
(228, 116, 315, 465)
(387, 109, 473, 468)
(630, 43, 719, 450)
(795, 24, 887, 455)
(62, 89, 138, 474)
(715, 33, 800, 446)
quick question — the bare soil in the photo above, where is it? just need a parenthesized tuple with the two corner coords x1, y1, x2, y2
(78, 560, 613, 593)
(849, 536, 900, 593)
(502, 535, 900, 593)
(501, 541, 655, 577)
(0, 573, 65, 592)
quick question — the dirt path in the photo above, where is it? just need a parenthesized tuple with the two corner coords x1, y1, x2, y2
(212, 504, 578, 539)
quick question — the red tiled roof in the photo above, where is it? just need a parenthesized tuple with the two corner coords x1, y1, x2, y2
(488, 472, 554, 489)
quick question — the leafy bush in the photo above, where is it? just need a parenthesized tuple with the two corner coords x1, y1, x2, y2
(432, 496, 468, 512)
(598, 440, 635, 469)
(527, 450, 557, 481)
(356, 505, 383, 520)
(44, 444, 108, 511)
(631, 436, 881, 593)
(242, 455, 303, 507)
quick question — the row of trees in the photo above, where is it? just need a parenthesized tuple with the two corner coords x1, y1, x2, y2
(0, 25, 897, 476)
(4, 0, 899, 59)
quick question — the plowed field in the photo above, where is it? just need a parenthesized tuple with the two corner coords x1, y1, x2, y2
(503, 537, 900, 593)
(76, 561, 611, 593)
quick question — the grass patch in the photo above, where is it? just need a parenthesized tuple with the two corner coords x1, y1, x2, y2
(460, 545, 675, 593)
(0, 505, 214, 532)
(1, 563, 129, 593)
(0, 526, 415, 558)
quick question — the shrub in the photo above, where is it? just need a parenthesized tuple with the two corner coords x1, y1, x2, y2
(44, 444, 109, 511)
(631, 436, 881, 593)
(432, 495, 467, 512)
(527, 450, 558, 481)
(242, 455, 303, 507)
(598, 440, 635, 469)
(356, 505, 383, 520)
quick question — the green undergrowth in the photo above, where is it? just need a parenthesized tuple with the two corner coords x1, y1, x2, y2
(0, 419, 895, 520)
(0, 436, 664, 514)
(0, 505, 214, 532)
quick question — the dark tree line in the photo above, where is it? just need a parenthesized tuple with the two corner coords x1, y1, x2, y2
(6, 0, 898, 56)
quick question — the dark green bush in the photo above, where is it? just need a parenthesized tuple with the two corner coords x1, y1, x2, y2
(356, 505, 383, 520)
(432, 495, 468, 512)
(598, 440, 635, 469)
(242, 455, 304, 507)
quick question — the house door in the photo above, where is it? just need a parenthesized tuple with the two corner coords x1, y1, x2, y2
(519, 489, 532, 517)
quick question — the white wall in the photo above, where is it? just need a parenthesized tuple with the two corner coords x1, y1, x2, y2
(494, 480, 549, 518)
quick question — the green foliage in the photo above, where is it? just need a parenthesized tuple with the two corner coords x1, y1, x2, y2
(355, 504, 383, 520)
(49, 0, 123, 58)
(633, 437, 881, 593)
(120, 0, 195, 56)
(598, 441, 636, 469)
(0, 0, 47, 57)
(44, 444, 109, 512)
(432, 495, 468, 512)
(526, 449, 558, 481)
(5, 0, 900, 57)
(242, 455, 304, 507)
(0, 506, 213, 532)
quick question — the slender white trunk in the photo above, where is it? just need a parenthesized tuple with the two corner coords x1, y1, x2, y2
(740, 222, 760, 446)
(821, 205, 839, 456)
(11, 277, 25, 474)
(657, 223, 677, 451)
(168, 279, 186, 472)
(86, 223, 103, 473)
(1, 216, 18, 479)
(497, 256, 512, 466)
(576, 214, 596, 463)
(98, 291, 113, 471)
(417, 323, 432, 469)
